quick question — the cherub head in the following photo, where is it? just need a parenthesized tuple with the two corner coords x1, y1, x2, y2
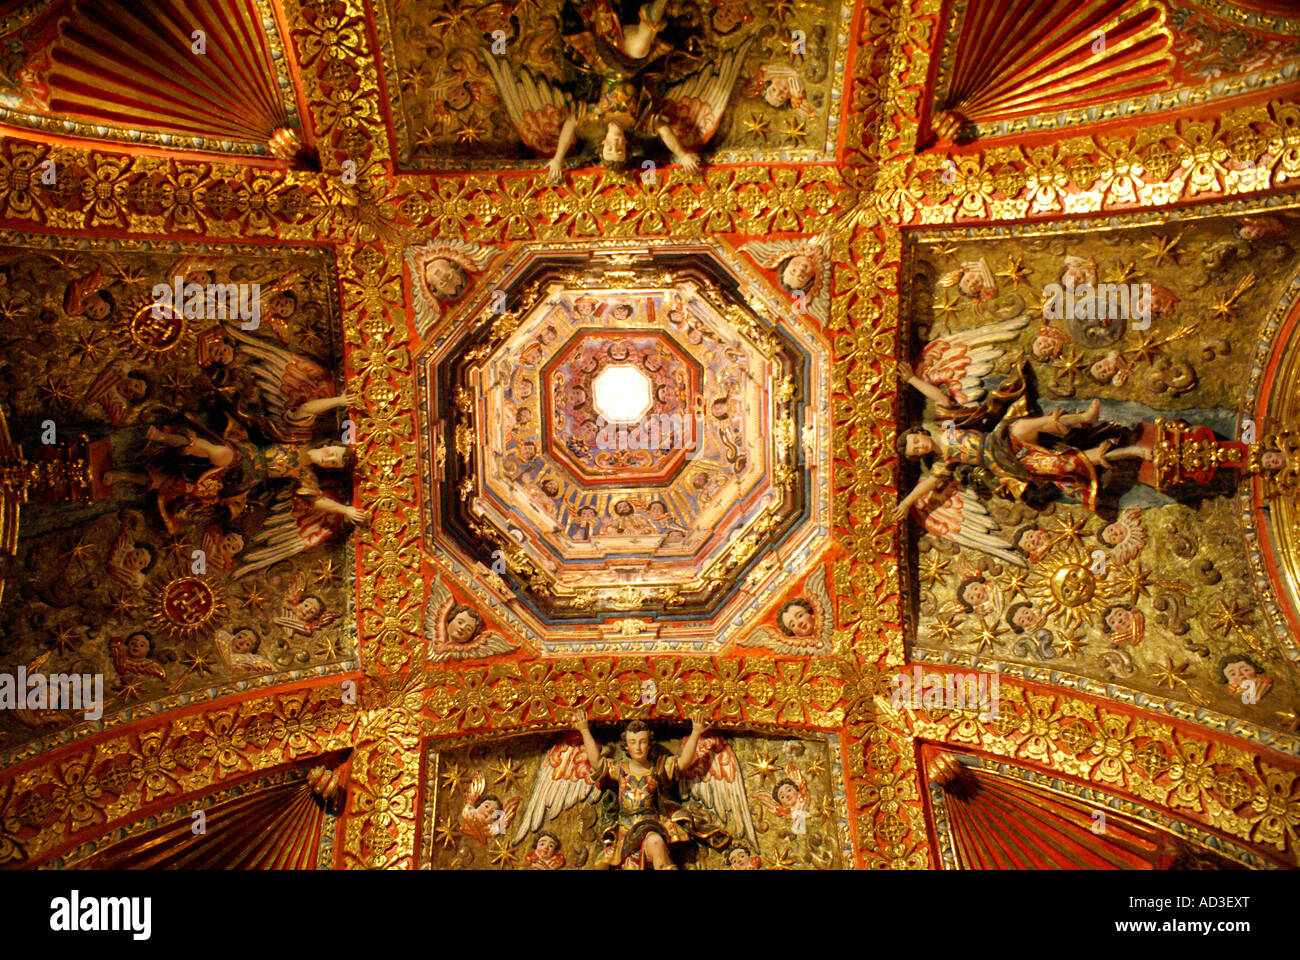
(476, 794, 502, 818)
(125, 545, 153, 574)
(1031, 325, 1069, 362)
(444, 81, 473, 111)
(296, 595, 326, 622)
(621, 719, 654, 763)
(269, 291, 297, 319)
(540, 477, 560, 497)
(79, 289, 114, 322)
(773, 778, 800, 809)
(647, 500, 667, 520)
(1261, 449, 1287, 471)
(1012, 525, 1051, 563)
(230, 627, 261, 654)
(610, 302, 634, 321)
(780, 255, 817, 294)
(956, 577, 992, 615)
(122, 376, 149, 400)
(424, 257, 468, 300)
(1005, 602, 1044, 635)
(1102, 604, 1134, 635)
(445, 604, 484, 645)
(1219, 653, 1263, 688)
(777, 598, 816, 637)
(1088, 350, 1129, 387)
(125, 631, 154, 660)
(613, 499, 634, 517)
(727, 845, 757, 869)
(533, 832, 561, 858)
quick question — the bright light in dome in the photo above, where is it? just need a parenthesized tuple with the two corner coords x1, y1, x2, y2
(593, 364, 652, 423)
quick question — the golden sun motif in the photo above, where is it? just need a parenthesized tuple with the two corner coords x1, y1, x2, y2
(1025, 542, 1117, 634)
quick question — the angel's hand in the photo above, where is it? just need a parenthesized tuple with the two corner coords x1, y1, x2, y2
(690, 711, 709, 736)
(677, 152, 700, 175)
(897, 360, 914, 383)
(342, 505, 366, 525)
(337, 390, 356, 408)
(545, 157, 564, 183)
(890, 501, 910, 523)
(570, 709, 588, 732)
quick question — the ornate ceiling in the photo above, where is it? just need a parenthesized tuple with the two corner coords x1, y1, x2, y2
(0, 0, 1298, 873)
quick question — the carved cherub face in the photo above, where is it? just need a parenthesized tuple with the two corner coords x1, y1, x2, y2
(297, 597, 324, 621)
(764, 79, 792, 107)
(624, 729, 652, 762)
(1105, 607, 1133, 633)
(1019, 528, 1051, 559)
(535, 834, 558, 858)
(1263, 450, 1286, 470)
(126, 547, 152, 572)
(776, 781, 800, 808)
(1100, 523, 1126, 546)
(85, 293, 112, 322)
(476, 798, 500, 817)
(445, 83, 472, 110)
(231, 628, 259, 654)
(446, 608, 481, 644)
(270, 293, 296, 318)
(728, 847, 755, 868)
(424, 258, 466, 299)
(780, 600, 815, 637)
(1011, 604, 1044, 632)
(126, 634, 151, 659)
(782, 255, 816, 291)
(1223, 660, 1257, 686)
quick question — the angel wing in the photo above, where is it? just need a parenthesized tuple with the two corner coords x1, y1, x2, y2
(480, 55, 572, 155)
(915, 315, 1029, 406)
(226, 325, 335, 442)
(231, 491, 344, 580)
(511, 734, 600, 845)
(428, 630, 519, 664)
(913, 480, 1026, 568)
(658, 36, 753, 151)
(62, 263, 105, 316)
(682, 733, 757, 848)
(742, 565, 833, 655)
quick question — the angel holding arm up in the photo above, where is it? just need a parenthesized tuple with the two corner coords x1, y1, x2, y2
(563, 710, 748, 869)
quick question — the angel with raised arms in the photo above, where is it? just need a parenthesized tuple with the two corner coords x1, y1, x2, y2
(512, 711, 753, 870)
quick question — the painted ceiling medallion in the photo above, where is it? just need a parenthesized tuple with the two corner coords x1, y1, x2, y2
(418, 242, 831, 647)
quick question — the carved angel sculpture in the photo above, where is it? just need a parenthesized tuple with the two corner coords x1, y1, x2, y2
(511, 713, 755, 870)
(894, 317, 1149, 563)
(404, 239, 500, 338)
(483, 0, 752, 180)
(225, 325, 348, 444)
(743, 565, 835, 655)
(460, 774, 523, 845)
(273, 569, 340, 636)
(740, 233, 830, 323)
(755, 762, 810, 834)
(424, 573, 518, 663)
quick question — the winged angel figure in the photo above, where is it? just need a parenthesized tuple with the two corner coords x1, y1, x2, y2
(423, 573, 519, 663)
(511, 712, 756, 869)
(740, 234, 830, 324)
(483, 0, 752, 181)
(893, 315, 1147, 566)
(742, 565, 834, 655)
